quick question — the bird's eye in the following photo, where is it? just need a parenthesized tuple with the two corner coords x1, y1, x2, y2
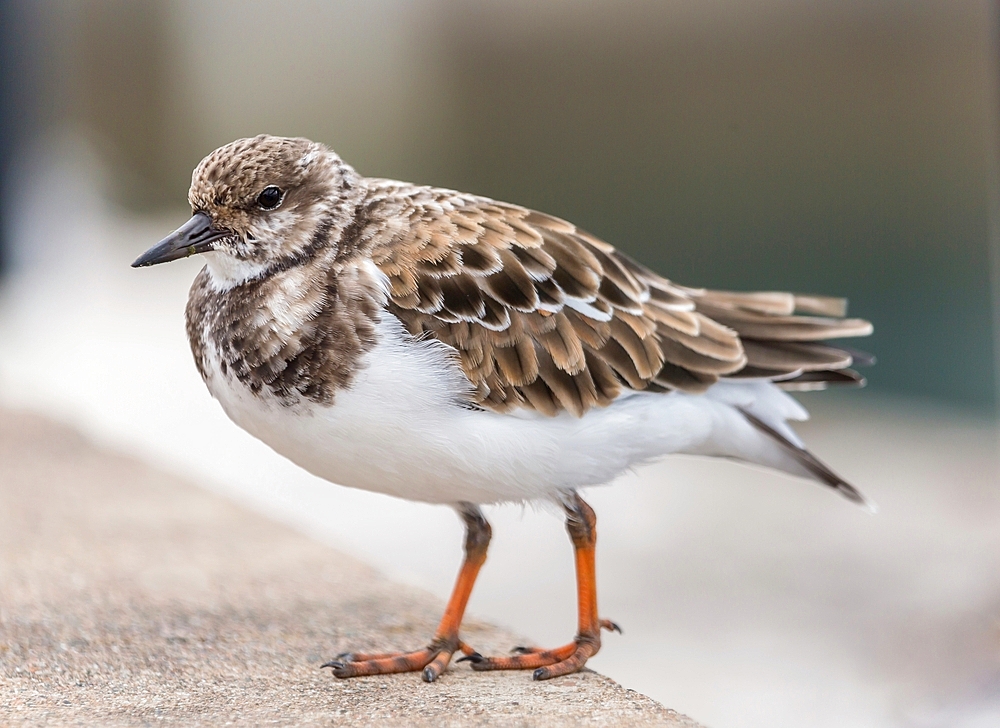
(256, 186, 283, 210)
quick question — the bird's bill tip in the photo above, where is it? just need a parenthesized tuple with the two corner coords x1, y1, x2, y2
(131, 239, 194, 268)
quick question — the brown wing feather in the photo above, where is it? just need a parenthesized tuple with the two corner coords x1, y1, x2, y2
(369, 186, 872, 415)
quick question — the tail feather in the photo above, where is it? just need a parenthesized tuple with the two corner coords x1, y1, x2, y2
(738, 408, 876, 512)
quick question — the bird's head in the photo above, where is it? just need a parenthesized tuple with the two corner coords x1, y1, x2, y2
(132, 135, 359, 285)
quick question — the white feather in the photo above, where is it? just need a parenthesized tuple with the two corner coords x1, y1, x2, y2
(202, 313, 822, 505)
(563, 297, 613, 322)
(203, 250, 270, 290)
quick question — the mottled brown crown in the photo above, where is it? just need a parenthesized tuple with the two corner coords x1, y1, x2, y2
(188, 135, 326, 212)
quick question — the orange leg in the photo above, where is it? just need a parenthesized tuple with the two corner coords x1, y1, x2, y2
(323, 505, 490, 682)
(463, 492, 619, 680)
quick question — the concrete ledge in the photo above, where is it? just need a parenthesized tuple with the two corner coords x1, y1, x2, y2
(0, 409, 701, 727)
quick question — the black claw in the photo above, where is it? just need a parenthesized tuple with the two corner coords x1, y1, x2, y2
(455, 652, 483, 664)
(422, 666, 438, 682)
(532, 667, 547, 681)
(607, 622, 623, 635)
(511, 646, 532, 654)
(321, 660, 345, 670)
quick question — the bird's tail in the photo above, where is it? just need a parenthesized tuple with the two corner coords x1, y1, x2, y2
(738, 408, 876, 512)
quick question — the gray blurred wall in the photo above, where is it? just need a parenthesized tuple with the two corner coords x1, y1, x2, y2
(11, 0, 1000, 410)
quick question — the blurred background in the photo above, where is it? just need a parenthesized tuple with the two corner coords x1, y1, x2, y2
(1, 1, 999, 726)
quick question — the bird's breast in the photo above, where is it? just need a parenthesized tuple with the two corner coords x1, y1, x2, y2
(185, 261, 383, 408)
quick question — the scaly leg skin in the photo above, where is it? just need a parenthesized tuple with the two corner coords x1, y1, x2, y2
(461, 492, 620, 680)
(322, 505, 490, 682)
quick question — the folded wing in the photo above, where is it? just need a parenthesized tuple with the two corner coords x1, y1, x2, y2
(368, 185, 873, 416)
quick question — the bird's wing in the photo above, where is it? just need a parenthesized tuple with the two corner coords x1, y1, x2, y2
(367, 184, 872, 416)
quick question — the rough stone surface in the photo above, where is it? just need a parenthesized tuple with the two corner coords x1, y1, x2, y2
(0, 408, 700, 727)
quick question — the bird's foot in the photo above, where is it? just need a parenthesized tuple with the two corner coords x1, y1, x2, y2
(322, 638, 478, 682)
(457, 620, 621, 680)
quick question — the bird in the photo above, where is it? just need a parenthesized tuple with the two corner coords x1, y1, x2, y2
(132, 134, 874, 683)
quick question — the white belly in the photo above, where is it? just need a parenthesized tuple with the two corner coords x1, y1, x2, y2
(202, 314, 814, 504)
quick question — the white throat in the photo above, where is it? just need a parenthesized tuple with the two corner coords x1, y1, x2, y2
(202, 250, 271, 290)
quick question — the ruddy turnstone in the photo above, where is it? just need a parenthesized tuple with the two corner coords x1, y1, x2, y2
(133, 135, 873, 682)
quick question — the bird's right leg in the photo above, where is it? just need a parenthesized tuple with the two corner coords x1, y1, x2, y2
(323, 503, 490, 682)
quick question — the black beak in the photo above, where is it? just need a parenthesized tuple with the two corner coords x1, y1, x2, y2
(131, 212, 229, 268)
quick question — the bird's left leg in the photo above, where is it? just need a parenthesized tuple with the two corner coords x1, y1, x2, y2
(323, 503, 490, 682)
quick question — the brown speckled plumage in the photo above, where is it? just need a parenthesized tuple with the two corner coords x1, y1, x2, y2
(185, 260, 382, 406)
(365, 186, 871, 416)
(177, 135, 871, 416)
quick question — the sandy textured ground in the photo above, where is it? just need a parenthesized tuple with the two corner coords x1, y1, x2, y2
(0, 408, 700, 727)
